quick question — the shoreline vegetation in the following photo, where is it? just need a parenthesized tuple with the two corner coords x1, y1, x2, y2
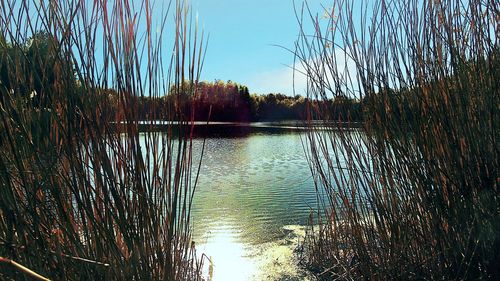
(298, 0, 498, 280)
(0, 0, 498, 280)
(97, 80, 364, 123)
(1, 0, 208, 280)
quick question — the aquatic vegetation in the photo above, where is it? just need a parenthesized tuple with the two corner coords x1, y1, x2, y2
(0, 0, 206, 280)
(297, 0, 499, 279)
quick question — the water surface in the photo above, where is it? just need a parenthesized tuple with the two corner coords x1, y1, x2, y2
(190, 132, 321, 280)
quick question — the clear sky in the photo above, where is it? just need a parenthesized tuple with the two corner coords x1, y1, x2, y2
(189, 0, 326, 96)
(8, 0, 329, 96)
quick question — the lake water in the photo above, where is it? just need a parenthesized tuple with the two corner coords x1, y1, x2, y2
(189, 131, 321, 280)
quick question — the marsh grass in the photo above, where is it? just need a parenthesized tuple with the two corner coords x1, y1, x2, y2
(0, 0, 206, 280)
(296, 0, 499, 279)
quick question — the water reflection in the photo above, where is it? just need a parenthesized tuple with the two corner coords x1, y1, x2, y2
(196, 219, 257, 281)
(190, 132, 319, 280)
(132, 126, 361, 279)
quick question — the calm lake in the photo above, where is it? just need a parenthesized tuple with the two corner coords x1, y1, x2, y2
(188, 129, 321, 281)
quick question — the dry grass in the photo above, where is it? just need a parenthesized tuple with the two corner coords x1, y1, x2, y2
(0, 0, 206, 280)
(296, 0, 499, 279)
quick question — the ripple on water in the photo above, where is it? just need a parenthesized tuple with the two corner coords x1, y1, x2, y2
(188, 133, 331, 281)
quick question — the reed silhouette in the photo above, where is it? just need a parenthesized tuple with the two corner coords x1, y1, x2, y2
(0, 0, 207, 280)
(296, 0, 499, 279)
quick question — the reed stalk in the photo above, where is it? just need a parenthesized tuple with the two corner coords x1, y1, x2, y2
(0, 0, 206, 279)
(296, 0, 499, 279)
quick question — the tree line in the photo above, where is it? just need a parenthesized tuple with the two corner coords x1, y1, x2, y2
(1, 32, 362, 123)
(138, 80, 363, 122)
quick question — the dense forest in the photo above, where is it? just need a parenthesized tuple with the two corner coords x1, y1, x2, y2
(138, 80, 363, 122)
(0, 32, 361, 123)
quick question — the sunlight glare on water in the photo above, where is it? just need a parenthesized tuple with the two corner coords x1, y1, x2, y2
(139, 130, 339, 280)
(196, 220, 257, 281)
(189, 132, 319, 280)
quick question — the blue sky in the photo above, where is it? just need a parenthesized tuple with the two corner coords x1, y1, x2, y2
(189, 0, 326, 95)
(7, 0, 325, 95)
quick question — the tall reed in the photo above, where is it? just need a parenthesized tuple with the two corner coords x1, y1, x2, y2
(296, 0, 498, 279)
(0, 0, 206, 279)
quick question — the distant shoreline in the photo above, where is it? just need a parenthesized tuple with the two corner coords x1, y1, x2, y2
(109, 120, 363, 136)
